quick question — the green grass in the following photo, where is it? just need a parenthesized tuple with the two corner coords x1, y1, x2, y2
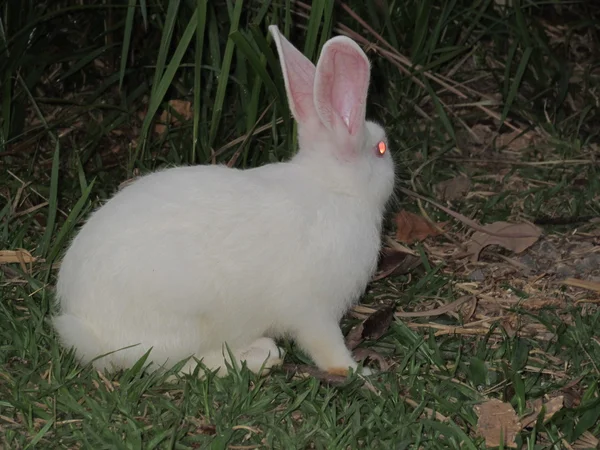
(1, 0, 600, 448)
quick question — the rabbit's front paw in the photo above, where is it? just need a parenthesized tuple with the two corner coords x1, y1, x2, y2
(359, 366, 374, 376)
(239, 337, 285, 375)
(326, 365, 373, 377)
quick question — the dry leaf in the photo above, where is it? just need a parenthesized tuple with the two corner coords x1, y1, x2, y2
(345, 325, 365, 351)
(373, 247, 421, 281)
(362, 305, 396, 341)
(459, 123, 494, 147)
(520, 396, 564, 429)
(475, 399, 520, 448)
(501, 314, 519, 338)
(395, 210, 444, 244)
(154, 100, 193, 135)
(384, 237, 418, 255)
(353, 348, 390, 371)
(167, 99, 192, 120)
(196, 424, 217, 436)
(187, 417, 218, 436)
(435, 175, 471, 202)
(282, 364, 349, 386)
(573, 432, 600, 450)
(154, 114, 168, 135)
(466, 221, 542, 261)
(559, 378, 584, 408)
(562, 278, 600, 292)
(345, 304, 396, 350)
(496, 130, 536, 151)
(0, 249, 36, 265)
(470, 123, 494, 145)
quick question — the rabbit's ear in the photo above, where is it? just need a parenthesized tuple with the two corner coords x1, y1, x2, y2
(269, 25, 316, 124)
(314, 37, 370, 137)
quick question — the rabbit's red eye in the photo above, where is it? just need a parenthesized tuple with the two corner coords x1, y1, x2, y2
(375, 140, 387, 157)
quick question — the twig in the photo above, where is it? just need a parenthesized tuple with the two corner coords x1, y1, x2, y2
(354, 295, 474, 319)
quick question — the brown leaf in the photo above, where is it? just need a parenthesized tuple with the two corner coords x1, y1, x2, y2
(154, 100, 193, 135)
(559, 377, 584, 408)
(395, 295, 475, 319)
(435, 175, 471, 202)
(520, 396, 564, 429)
(562, 278, 600, 292)
(0, 249, 36, 264)
(0, 249, 37, 274)
(345, 304, 395, 351)
(344, 323, 365, 351)
(361, 304, 396, 341)
(496, 130, 537, 151)
(282, 364, 349, 386)
(394, 210, 444, 244)
(470, 123, 494, 145)
(154, 112, 168, 135)
(466, 221, 542, 261)
(474, 399, 520, 448)
(500, 314, 519, 338)
(353, 348, 390, 371)
(196, 424, 217, 436)
(169, 99, 192, 119)
(373, 247, 421, 281)
(187, 417, 217, 436)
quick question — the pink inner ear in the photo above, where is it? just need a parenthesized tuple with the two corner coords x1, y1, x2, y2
(315, 40, 370, 136)
(330, 51, 368, 134)
(285, 54, 315, 121)
(271, 28, 316, 124)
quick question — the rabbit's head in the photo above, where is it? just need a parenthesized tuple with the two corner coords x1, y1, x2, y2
(269, 25, 395, 210)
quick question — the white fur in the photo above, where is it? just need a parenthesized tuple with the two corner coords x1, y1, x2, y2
(53, 26, 395, 377)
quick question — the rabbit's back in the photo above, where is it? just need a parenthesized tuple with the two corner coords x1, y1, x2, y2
(58, 165, 306, 311)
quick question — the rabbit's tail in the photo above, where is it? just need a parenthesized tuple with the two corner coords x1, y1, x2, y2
(53, 313, 106, 368)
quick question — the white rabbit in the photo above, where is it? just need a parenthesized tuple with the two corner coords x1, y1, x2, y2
(53, 25, 395, 378)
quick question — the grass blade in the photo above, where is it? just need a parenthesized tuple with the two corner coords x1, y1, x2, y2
(38, 141, 59, 258)
(304, 0, 325, 60)
(249, 25, 286, 108)
(139, 0, 148, 30)
(192, 0, 208, 163)
(151, 0, 181, 97)
(1, 70, 11, 140)
(500, 46, 533, 125)
(24, 418, 54, 450)
(317, 0, 334, 51)
(46, 179, 96, 265)
(230, 31, 279, 116)
(59, 45, 112, 82)
(411, 0, 431, 61)
(119, 0, 137, 90)
(423, 78, 455, 141)
(379, 0, 400, 49)
(137, 9, 198, 164)
(207, 0, 244, 150)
